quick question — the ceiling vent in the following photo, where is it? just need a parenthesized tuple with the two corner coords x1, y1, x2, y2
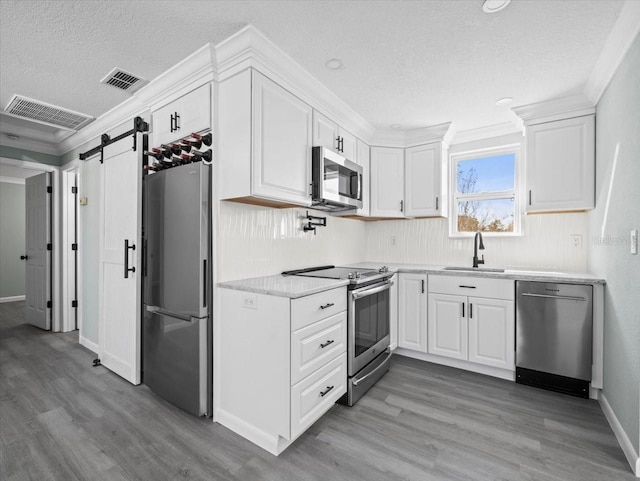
(100, 68, 148, 93)
(4, 95, 94, 131)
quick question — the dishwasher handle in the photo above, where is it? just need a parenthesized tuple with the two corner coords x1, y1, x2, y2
(521, 292, 587, 302)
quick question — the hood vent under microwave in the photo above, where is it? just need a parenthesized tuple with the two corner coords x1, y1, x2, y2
(100, 68, 148, 93)
(4, 95, 94, 131)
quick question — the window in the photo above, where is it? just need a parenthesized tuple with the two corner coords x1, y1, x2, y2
(450, 145, 520, 236)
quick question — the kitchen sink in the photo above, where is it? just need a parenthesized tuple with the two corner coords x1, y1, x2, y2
(442, 266, 505, 273)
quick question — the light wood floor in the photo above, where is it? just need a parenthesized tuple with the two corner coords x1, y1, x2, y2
(0, 300, 634, 480)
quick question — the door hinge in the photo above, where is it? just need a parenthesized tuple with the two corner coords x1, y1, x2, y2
(47, 243, 52, 251)
(72, 243, 78, 251)
(47, 300, 52, 308)
(47, 186, 52, 194)
(71, 186, 78, 194)
(71, 300, 78, 308)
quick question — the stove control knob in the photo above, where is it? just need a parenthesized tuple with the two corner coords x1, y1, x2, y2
(379, 265, 389, 273)
(348, 272, 355, 280)
(355, 272, 362, 279)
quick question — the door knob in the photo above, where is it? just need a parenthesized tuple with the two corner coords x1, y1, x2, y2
(20, 255, 28, 260)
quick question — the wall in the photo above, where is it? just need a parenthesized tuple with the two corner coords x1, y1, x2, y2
(217, 202, 367, 282)
(0, 181, 26, 298)
(0, 145, 61, 166)
(588, 34, 640, 460)
(366, 213, 588, 271)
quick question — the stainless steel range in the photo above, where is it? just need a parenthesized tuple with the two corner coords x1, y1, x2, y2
(282, 265, 393, 406)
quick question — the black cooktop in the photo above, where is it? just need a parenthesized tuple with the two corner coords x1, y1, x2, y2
(282, 265, 390, 285)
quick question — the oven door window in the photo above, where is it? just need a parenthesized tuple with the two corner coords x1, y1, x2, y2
(324, 159, 359, 200)
(353, 288, 390, 357)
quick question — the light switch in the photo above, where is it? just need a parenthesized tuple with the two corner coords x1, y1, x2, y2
(631, 229, 638, 255)
(79, 197, 88, 205)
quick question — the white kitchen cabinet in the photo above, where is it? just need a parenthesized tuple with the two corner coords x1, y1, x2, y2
(525, 114, 595, 213)
(427, 275, 515, 371)
(427, 293, 467, 360)
(151, 83, 211, 147)
(397, 273, 428, 353)
(405, 142, 447, 217)
(312, 110, 357, 161)
(370, 147, 405, 217)
(219, 68, 313, 207)
(216, 286, 347, 455)
(389, 273, 398, 350)
(355, 139, 370, 216)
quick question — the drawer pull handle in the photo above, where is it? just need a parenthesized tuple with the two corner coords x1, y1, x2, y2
(319, 302, 335, 310)
(320, 339, 335, 349)
(459, 285, 476, 289)
(320, 385, 334, 397)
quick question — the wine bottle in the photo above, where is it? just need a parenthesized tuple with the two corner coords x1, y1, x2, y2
(180, 153, 193, 164)
(190, 132, 212, 146)
(191, 149, 212, 163)
(144, 149, 164, 161)
(182, 138, 201, 150)
(161, 143, 182, 156)
(178, 141, 193, 153)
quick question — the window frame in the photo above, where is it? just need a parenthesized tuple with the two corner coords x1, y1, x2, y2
(448, 143, 522, 238)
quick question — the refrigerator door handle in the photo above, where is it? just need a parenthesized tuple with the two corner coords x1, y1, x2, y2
(146, 305, 193, 322)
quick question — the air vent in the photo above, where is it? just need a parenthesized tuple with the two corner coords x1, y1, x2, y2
(100, 68, 148, 93)
(4, 95, 94, 131)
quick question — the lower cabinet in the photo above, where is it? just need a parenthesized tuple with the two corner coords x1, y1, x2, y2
(216, 286, 347, 455)
(427, 275, 515, 371)
(397, 273, 428, 353)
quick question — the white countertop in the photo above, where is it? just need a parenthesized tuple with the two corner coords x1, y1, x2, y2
(218, 262, 605, 299)
(218, 274, 349, 299)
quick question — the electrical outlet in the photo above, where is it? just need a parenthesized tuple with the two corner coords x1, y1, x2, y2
(391, 236, 398, 247)
(242, 294, 258, 309)
(631, 229, 638, 255)
(570, 234, 582, 248)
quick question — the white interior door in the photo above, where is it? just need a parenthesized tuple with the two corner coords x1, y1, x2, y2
(25, 172, 52, 330)
(99, 140, 142, 385)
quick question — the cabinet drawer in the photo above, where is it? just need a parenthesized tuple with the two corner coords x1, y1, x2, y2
(151, 84, 211, 146)
(291, 311, 346, 385)
(291, 287, 346, 331)
(428, 275, 514, 300)
(290, 354, 346, 439)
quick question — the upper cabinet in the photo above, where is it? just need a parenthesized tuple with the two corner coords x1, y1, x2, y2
(151, 84, 211, 147)
(312, 111, 357, 161)
(219, 69, 313, 207)
(355, 139, 371, 217)
(370, 147, 405, 217)
(525, 115, 595, 213)
(405, 142, 447, 218)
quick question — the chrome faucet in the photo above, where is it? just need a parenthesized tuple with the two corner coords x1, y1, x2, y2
(473, 231, 485, 268)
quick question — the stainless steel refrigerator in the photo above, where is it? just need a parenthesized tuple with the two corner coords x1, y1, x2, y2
(142, 162, 211, 417)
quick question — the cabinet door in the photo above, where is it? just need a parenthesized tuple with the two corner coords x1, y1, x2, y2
(339, 128, 357, 161)
(370, 147, 405, 217)
(389, 274, 398, 350)
(427, 293, 467, 360)
(526, 115, 594, 212)
(252, 72, 312, 206)
(468, 297, 514, 370)
(405, 143, 443, 217)
(313, 110, 338, 152)
(355, 139, 370, 216)
(398, 273, 427, 352)
(151, 84, 211, 146)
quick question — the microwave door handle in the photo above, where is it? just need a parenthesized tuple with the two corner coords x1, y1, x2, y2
(351, 280, 394, 300)
(357, 172, 362, 201)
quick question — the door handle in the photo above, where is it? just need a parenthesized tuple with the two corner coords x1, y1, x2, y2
(435, 196, 439, 210)
(124, 239, 136, 278)
(20, 255, 28, 260)
(462, 302, 465, 318)
(400, 200, 404, 213)
(421, 279, 425, 293)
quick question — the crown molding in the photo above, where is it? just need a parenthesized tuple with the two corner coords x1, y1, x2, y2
(58, 43, 216, 156)
(584, 0, 640, 104)
(451, 122, 522, 145)
(215, 25, 376, 142)
(0, 176, 25, 184)
(0, 136, 62, 156)
(511, 94, 595, 126)
(370, 122, 454, 148)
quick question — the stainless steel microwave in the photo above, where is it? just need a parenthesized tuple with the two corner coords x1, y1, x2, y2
(311, 146, 363, 211)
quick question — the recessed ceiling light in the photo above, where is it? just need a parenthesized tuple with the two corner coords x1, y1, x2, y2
(325, 58, 344, 70)
(495, 97, 513, 106)
(482, 0, 511, 14)
(6, 133, 20, 140)
(390, 123, 402, 130)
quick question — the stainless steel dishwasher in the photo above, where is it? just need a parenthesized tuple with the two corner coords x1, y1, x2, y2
(516, 281, 593, 398)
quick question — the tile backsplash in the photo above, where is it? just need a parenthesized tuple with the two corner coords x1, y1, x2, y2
(217, 201, 589, 281)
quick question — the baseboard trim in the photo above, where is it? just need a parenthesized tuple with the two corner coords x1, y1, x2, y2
(79, 335, 99, 355)
(599, 392, 639, 476)
(0, 295, 25, 303)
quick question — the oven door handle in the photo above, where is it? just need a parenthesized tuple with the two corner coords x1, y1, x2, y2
(351, 280, 394, 300)
(353, 350, 392, 386)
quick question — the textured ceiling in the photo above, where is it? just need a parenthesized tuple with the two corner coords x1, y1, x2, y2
(0, 0, 626, 149)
